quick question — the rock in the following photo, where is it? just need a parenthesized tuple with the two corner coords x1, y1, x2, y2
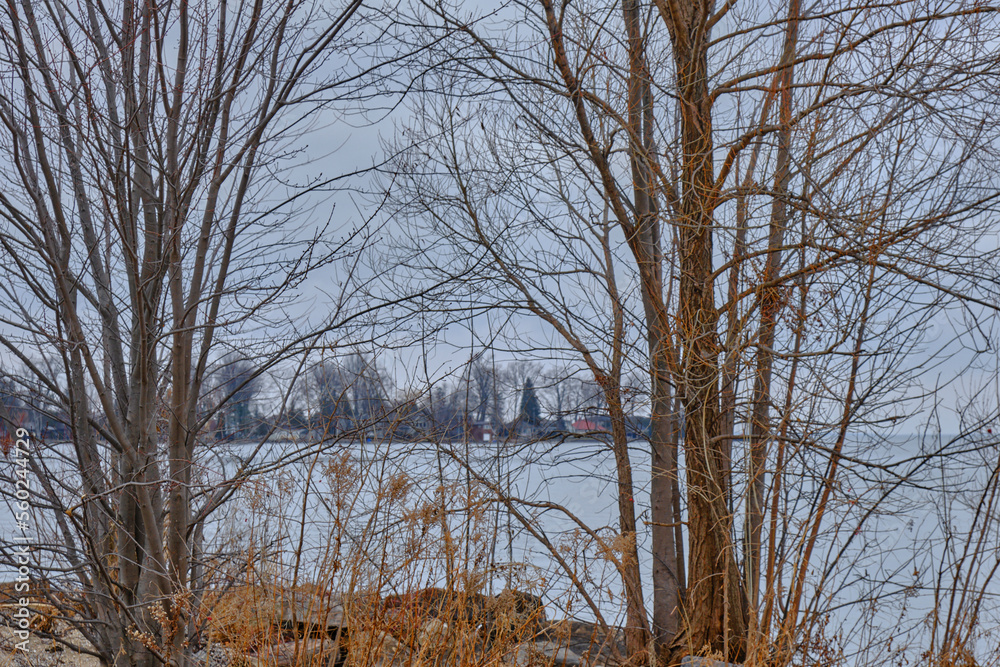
(508, 640, 585, 666)
(412, 617, 484, 664)
(378, 586, 546, 643)
(381, 587, 488, 625)
(482, 589, 547, 645)
(536, 619, 625, 665)
(192, 645, 239, 667)
(206, 586, 352, 647)
(680, 658, 742, 667)
(277, 590, 347, 631)
(416, 618, 450, 648)
(496, 589, 545, 621)
(0, 652, 61, 667)
(346, 630, 410, 667)
(244, 639, 340, 667)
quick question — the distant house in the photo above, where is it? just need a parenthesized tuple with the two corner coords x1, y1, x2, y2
(469, 419, 495, 442)
(569, 415, 651, 439)
(507, 419, 547, 440)
(0, 401, 71, 443)
(571, 418, 609, 434)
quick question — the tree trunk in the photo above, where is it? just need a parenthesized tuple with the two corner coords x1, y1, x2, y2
(650, 375, 682, 659)
(658, 0, 748, 658)
(621, 1, 684, 658)
(607, 379, 652, 664)
(747, 0, 799, 638)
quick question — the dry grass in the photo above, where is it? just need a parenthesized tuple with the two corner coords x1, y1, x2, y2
(0, 582, 81, 636)
(195, 578, 555, 667)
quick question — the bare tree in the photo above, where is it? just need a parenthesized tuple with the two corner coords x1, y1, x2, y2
(341, 352, 390, 428)
(0, 1, 402, 666)
(467, 358, 505, 426)
(387, 0, 1000, 663)
(537, 365, 576, 431)
(211, 354, 262, 440)
(311, 360, 355, 435)
(388, 74, 658, 657)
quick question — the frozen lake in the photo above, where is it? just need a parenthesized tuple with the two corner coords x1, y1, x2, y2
(1, 432, 996, 663)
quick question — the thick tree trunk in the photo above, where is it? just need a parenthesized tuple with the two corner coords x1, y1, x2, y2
(659, 1, 748, 659)
(621, 2, 684, 658)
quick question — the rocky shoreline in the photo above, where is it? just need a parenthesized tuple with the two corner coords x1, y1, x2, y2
(1, 586, 627, 667)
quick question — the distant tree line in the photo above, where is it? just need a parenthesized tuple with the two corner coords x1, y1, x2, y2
(197, 353, 652, 443)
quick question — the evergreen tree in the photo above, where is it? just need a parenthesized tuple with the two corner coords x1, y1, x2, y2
(519, 378, 542, 426)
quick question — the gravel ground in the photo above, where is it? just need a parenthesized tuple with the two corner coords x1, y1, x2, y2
(0, 626, 101, 667)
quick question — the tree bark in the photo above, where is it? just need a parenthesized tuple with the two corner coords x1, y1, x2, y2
(608, 384, 652, 664)
(656, 0, 748, 659)
(621, 2, 684, 658)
